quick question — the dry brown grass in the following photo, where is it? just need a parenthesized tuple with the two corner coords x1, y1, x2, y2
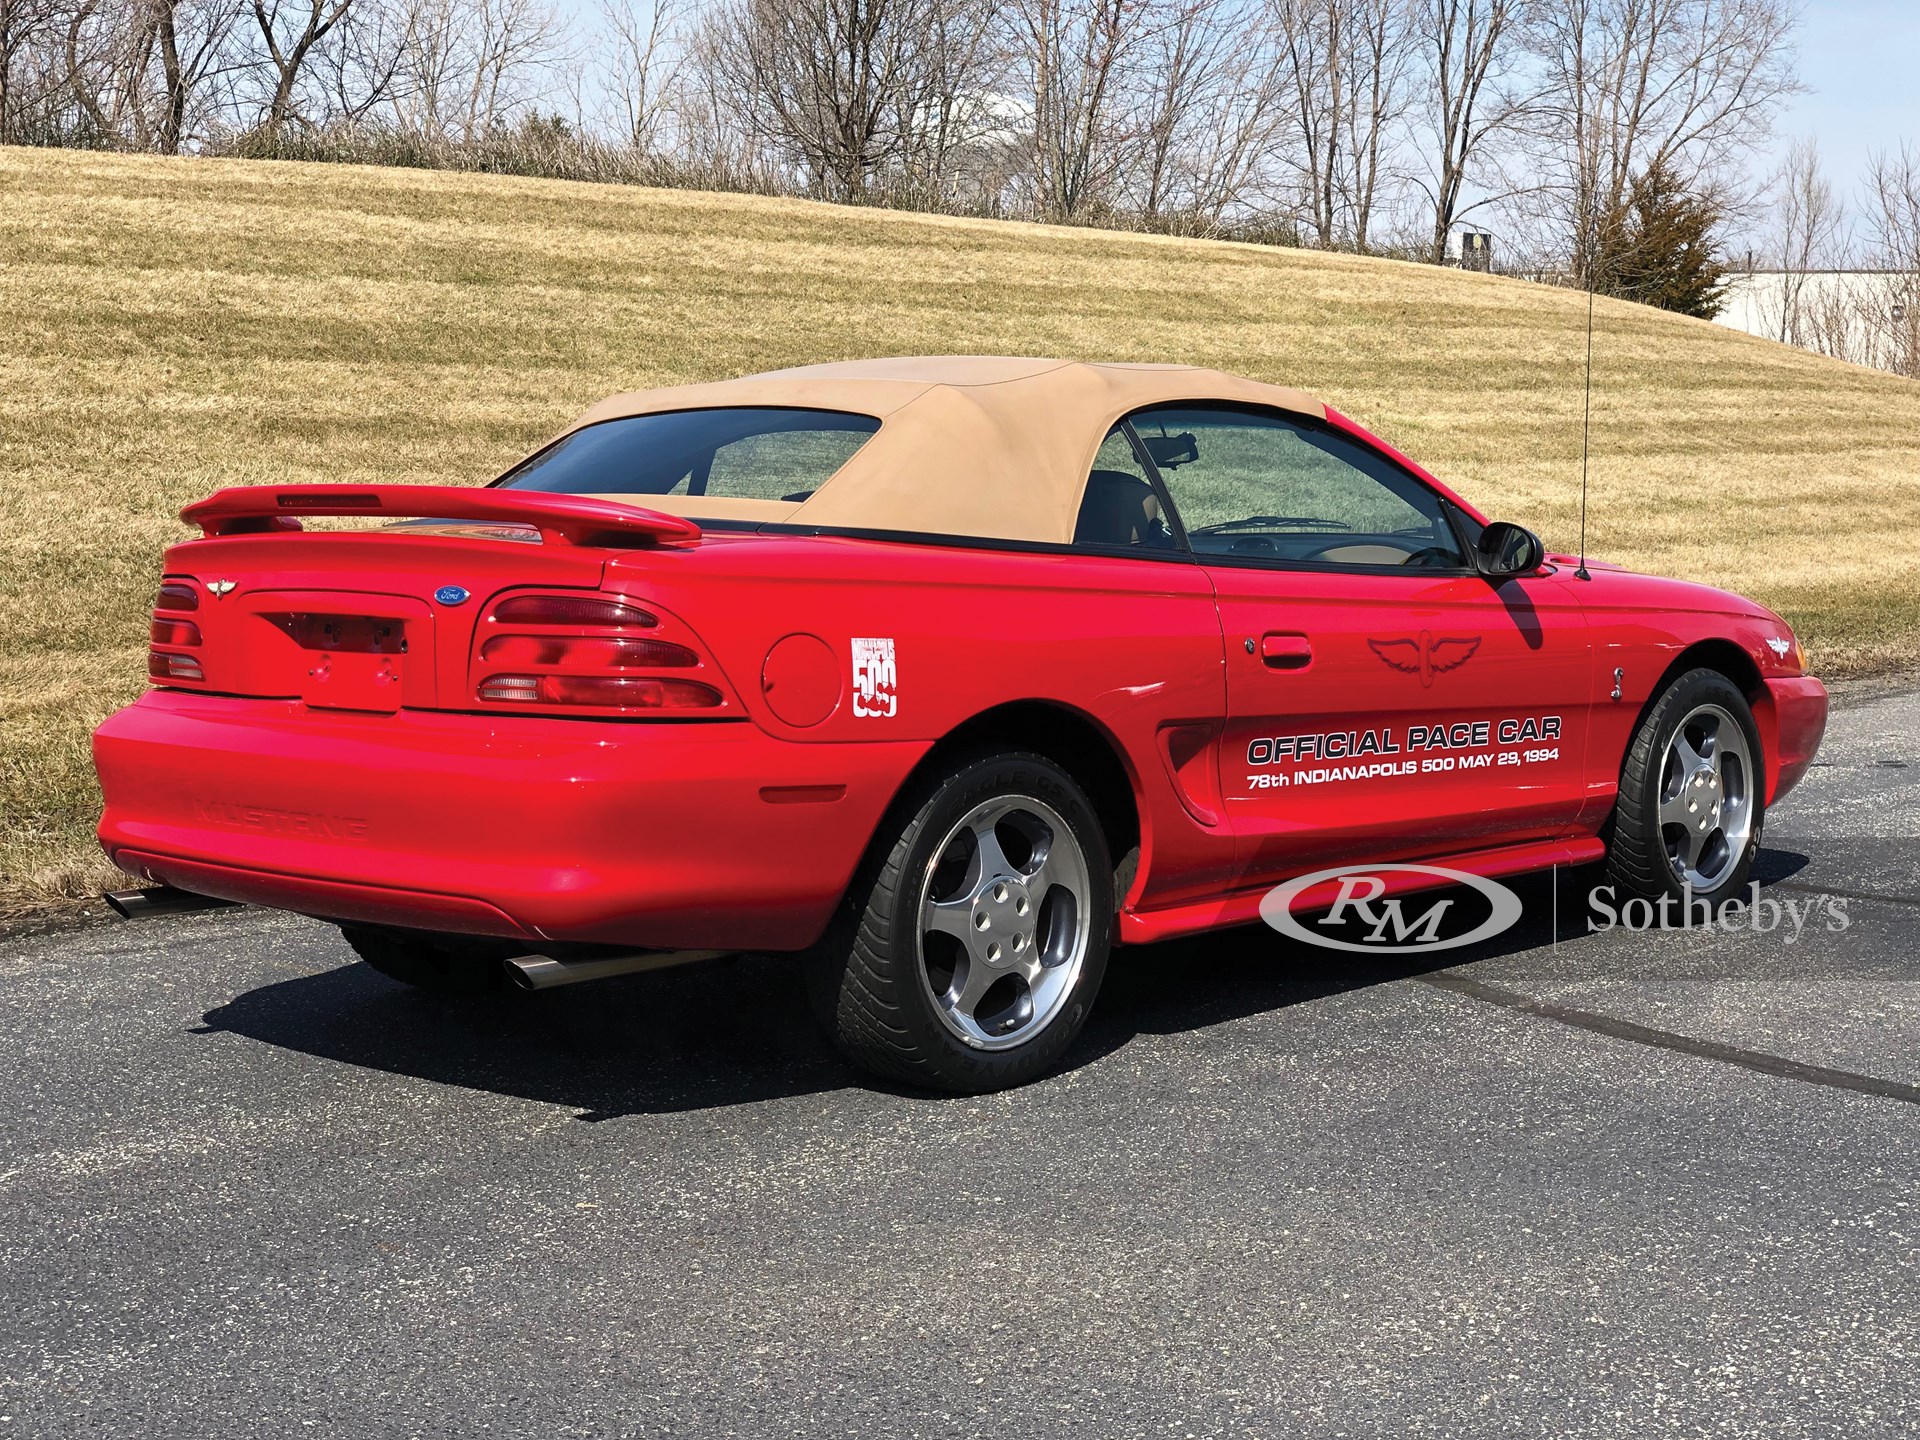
(4, 145, 1919, 911)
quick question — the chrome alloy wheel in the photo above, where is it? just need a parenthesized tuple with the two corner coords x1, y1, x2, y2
(915, 795, 1093, 1051)
(1657, 702, 1756, 890)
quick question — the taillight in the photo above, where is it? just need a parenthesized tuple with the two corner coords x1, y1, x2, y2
(473, 591, 727, 715)
(149, 652, 204, 681)
(490, 595, 657, 627)
(478, 635, 696, 668)
(478, 676, 722, 708)
(148, 581, 204, 687)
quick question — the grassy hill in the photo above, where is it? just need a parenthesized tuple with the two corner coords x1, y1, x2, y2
(4, 145, 1918, 910)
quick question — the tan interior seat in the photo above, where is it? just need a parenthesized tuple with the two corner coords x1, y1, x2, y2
(1075, 470, 1166, 547)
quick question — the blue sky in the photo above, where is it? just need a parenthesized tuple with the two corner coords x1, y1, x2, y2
(552, 0, 1917, 215)
(1764, 1, 1920, 188)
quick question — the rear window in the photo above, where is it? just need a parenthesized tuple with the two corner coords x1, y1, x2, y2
(498, 407, 880, 506)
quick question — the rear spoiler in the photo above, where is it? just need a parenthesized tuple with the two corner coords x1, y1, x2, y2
(180, 486, 702, 548)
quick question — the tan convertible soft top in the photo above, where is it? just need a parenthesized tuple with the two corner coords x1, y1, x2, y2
(553, 357, 1328, 545)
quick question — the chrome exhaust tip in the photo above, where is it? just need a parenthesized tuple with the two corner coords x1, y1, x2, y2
(505, 948, 729, 990)
(104, 887, 241, 921)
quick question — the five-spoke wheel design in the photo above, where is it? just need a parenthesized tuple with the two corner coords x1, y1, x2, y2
(916, 795, 1092, 1051)
(1657, 702, 1754, 890)
(1606, 667, 1766, 906)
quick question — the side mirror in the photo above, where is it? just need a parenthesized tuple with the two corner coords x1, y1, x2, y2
(1475, 520, 1544, 579)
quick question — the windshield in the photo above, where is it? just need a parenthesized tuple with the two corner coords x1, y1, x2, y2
(498, 407, 881, 510)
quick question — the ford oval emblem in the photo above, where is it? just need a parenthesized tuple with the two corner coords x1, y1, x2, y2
(434, 585, 470, 606)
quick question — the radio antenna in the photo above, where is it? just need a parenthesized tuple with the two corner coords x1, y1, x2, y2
(1575, 221, 1597, 582)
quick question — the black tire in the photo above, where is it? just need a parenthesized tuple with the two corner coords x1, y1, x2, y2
(807, 750, 1114, 1093)
(340, 924, 507, 993)
(1606, 667, 1766, 906)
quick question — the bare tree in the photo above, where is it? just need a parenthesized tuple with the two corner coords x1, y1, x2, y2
(151, 0, 246, 150)
(707, 0, 937, 200)
(1411, 0, 1530, 262)
(1006, 0, 1142, 218)
(1755, 137, 1846, 345)
(1861, 143, 1920, 379)
(458, 0, 562, 138)
(670, 5, 775, 182)
(1269, 0, 1414, 250)
(251, 0, 354, 133)
(4, 0, 1821, 276)
(598, 0, 682, 150)
(1122, 0, 1301, 228)
(1130, 0, 1227, 218)
(0, 0, 60, 139)
(58, 0, 119, 141)
(384, 0, 562, 141)
(1339, 0, 1412, 246)
(389, 0, 458, 133)
(42, 0, 162, 145)
(4, 0, 239, 148)
(1527, 0, 1800, 276)
(308, 0, 415, 126)
(1271, 0, 1343, 244)
(888, 0, 1004, 208)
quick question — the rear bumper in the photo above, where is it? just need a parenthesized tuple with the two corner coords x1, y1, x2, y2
(95, 690, 926, 949)
(1763, 675, 1828, 805)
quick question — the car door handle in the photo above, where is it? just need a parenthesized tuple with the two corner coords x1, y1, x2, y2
(1259, 633, 1313, 670)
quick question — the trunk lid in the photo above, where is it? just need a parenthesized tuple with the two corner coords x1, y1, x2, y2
(162, 531, 618, 711)
(157, 489, 701, 713)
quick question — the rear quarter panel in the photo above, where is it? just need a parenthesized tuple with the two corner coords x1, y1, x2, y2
(606, 537, 1236, 909)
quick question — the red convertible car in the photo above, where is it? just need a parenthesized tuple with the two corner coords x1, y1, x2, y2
(94, 357, 1828, 1091)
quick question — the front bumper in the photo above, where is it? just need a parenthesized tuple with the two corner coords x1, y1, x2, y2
(95, 690, 926, 949)
(1763, 674, 1828, 805)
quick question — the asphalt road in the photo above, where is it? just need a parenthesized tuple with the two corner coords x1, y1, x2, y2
(5, 686, 1919, 1438)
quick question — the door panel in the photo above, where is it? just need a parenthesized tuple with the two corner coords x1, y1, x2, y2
(1115, 399, 1596, 888)
(1210, 565, 1593, 884)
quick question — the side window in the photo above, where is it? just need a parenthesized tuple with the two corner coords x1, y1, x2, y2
(1072, 425, 1178, 549)
(1127, 405, 1465, 569)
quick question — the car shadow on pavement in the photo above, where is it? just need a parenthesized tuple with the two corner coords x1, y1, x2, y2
(199, 949, 854, 1119)
(198, 851, 1817, 1119)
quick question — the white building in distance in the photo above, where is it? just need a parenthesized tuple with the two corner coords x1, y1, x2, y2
(1716, 270, 1916, 376)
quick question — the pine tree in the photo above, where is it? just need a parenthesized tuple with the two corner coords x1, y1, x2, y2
(1590, 165, 1731, 320)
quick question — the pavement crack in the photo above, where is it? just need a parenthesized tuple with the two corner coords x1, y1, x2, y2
(1414, 970, 1920, 1107)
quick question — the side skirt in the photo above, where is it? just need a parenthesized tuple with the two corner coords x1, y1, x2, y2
(1117, 836, 1607, 946)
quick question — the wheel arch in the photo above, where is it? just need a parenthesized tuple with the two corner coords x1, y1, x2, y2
(1652, 638, 1765, 705)
(1619, 638, 1776, 804)
(873, 699, 1147, 897)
